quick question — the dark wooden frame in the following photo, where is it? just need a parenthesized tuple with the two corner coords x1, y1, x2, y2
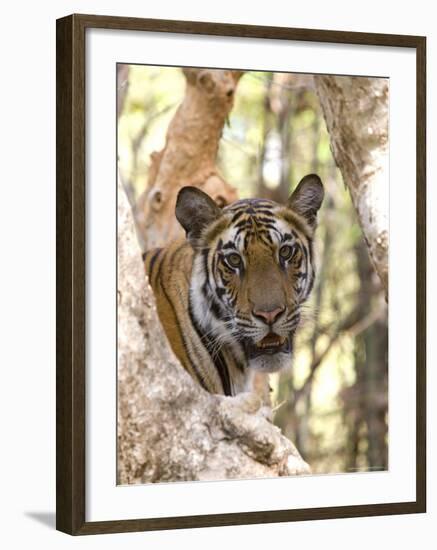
(56, 13, 427, 536)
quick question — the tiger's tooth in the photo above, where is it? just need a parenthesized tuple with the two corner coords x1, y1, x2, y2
(255, 334, 287, 349)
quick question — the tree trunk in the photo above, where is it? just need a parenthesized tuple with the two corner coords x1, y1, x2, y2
(135, 68, 242, 251)
(117, 175, 310, 484)
(314, 76, 389, 295)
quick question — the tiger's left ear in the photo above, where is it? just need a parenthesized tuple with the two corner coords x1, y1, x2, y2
(288, 174, 324, 228)
(176, 186, 222, 246)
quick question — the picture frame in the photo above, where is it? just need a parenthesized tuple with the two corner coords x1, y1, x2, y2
(56, 13, 426, 535)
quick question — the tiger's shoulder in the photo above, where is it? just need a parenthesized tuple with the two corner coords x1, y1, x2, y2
(143, 239, 193, 294)
(143, 239, 226, 393)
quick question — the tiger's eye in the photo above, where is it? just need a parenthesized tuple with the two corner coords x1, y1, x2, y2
(279, 245, 294, 261)
(227, 253, 242, 268)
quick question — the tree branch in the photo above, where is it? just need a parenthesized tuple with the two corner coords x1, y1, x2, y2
(314, 76, 389, 296)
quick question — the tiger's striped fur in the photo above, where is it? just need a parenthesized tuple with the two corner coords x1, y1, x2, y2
(143, 174, 324, 396)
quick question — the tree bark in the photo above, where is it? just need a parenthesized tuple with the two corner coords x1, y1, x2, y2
(314, 76, 389, 295)
(117, 64, 129, 119)
(117, 176, 310, 484)
(135, 68, 242, 251)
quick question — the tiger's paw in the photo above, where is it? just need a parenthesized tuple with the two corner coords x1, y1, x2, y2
(215, 392, 309, 475)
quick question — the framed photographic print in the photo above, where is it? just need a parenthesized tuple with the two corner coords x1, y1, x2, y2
(56, 14, 426, 535)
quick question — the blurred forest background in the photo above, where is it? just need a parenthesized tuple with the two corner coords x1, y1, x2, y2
(118, 66, 388, 476)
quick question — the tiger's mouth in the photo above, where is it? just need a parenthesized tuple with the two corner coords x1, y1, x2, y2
(244, 333, 292, 359)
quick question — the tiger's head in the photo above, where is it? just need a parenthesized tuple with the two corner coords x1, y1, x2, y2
(176, 174, 324, 374)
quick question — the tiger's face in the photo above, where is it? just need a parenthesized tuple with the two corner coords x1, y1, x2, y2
(176, 175, 324, 374)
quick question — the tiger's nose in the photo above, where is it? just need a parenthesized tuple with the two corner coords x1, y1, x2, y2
(253, 306, 285, 325)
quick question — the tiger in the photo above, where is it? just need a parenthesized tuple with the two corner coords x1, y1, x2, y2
(143, 174, 324, 396)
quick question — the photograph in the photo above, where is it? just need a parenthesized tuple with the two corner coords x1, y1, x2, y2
(116, 63, 389, 484)
(54, 12, 425, 536)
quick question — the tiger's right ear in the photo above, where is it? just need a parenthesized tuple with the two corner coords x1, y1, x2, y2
(176, 186, 222, 245)
(287, 174, 324, 228)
